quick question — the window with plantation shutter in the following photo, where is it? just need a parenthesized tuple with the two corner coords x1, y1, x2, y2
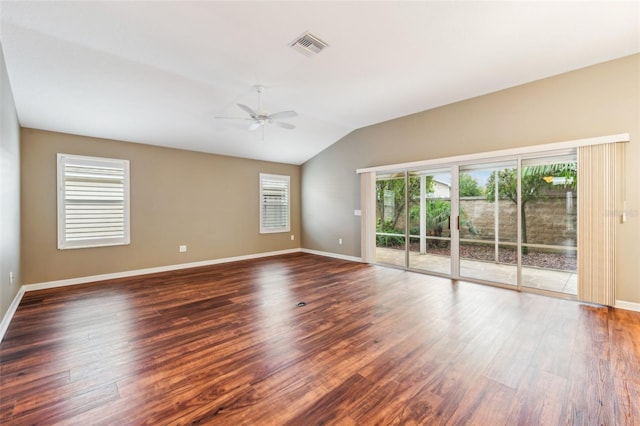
(57, 154, 130, 249)
(260, 173, 290, 234)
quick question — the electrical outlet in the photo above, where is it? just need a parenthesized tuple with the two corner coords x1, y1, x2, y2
(291, 235, 295, 241)
(179, 245, 187, 253)
(338, 238, 343, 245)
(9, 272, 15, 285)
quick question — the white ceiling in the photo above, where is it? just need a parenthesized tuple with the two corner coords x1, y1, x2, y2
(1, 1, 638, 165)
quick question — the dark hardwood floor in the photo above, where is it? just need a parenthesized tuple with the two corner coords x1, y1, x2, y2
(1, 252, 639, 425)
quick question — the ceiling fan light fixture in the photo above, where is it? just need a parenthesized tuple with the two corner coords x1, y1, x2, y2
(289, 31, 329, 57)
(214, 86, 297, 135)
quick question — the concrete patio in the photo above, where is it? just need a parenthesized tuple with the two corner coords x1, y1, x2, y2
(376, 247, 577, 295)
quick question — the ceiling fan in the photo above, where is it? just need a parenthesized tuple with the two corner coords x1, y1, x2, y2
(215, 86, 298, 134)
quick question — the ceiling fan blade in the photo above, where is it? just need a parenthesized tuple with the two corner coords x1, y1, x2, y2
(268, 110, 298, 120)
(271, 120, 296, 130)
(218, 88, 297, 135)
(237, 104, 258, 119)
(248, 121, 262, 131)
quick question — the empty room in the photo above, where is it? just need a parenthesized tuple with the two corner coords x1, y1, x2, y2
(1, 1, 639, 424)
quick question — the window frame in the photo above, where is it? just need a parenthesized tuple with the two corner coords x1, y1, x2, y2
(57, 153, 131, 250)
(259, 173, 290, 234)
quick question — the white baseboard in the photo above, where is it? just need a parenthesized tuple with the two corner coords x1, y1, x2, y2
(615, 300, 640, 312)
(0, 287, 25, 343)
(301, 248, 362, 263)
(23, 248, 302, 292)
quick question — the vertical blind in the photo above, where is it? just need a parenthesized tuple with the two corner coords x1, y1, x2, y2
(58, 154, 130, 249)
(360, 172, 377, 263)
(260, 173, 290, 233)
(577, 143, 624, 306)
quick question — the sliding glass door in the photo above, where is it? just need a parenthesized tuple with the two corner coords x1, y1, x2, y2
(458, 161, 518, 287)
(520, 153, 577, 294)
(408, 169, 452, 276)
(375, 172, 407, 267)
(372, 149, 578, 297)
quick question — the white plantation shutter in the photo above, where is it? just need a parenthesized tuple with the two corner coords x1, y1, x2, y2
(57, 154, 130, 249)
(260, 173, 290, 233)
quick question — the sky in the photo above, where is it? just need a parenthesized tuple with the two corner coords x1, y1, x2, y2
(433, 170, 492, 189)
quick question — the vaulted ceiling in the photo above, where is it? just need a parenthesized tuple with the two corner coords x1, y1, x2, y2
(1, 1, 638, 164)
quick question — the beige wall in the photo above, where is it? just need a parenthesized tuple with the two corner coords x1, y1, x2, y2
(0, 43, 21, 320)
(301, 54, 640, 303)
(21, 129, 301, 284)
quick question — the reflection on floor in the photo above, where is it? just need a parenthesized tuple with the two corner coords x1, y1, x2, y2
(375, 247, 577, 295)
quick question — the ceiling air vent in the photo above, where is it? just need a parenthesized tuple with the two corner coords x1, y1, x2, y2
(289, 32, 329, 57)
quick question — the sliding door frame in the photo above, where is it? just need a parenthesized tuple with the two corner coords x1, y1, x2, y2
(454, 156, 522, 290)
(362, 133, 629, 298)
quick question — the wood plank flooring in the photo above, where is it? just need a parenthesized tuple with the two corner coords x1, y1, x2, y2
(1, 252, 639, 425)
